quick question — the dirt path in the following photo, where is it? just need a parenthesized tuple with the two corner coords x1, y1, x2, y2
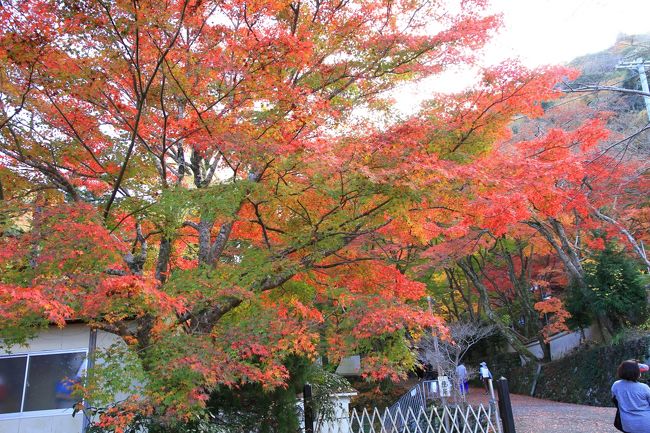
(466, 388, 618, 433)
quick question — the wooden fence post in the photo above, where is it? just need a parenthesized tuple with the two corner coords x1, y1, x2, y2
(496, 377, 516, 433)
(304, 383, 314, 433)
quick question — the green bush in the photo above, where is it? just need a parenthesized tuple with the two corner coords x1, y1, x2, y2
(88, 356, 351, 433)
(349, 377, 413, 411)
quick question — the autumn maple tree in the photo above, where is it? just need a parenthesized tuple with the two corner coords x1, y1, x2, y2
(2, 0, 645, 430)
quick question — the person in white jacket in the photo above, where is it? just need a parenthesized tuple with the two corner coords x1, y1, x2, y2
(479, 362, 492, 395)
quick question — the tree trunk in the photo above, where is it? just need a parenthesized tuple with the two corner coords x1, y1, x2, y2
(536, 333, 551, 362)
(197, 217, 214, 265)
(445, 267, 475, 322)
(155, 237, 172, 283)
(458, 258, 538, 360)
(501, 246, 539, 339)
(527, 218, 614, 342)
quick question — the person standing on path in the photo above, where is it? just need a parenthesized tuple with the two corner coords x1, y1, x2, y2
(611, 360, 650, 433)
(479, 362, 492, 395)
(456, 363, 469, 395)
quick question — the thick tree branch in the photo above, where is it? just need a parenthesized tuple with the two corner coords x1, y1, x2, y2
(458, 256, 537, 360)
(593, 208, 650, 271)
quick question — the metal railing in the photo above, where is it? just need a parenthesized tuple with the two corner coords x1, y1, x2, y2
(382, 380, 439, 431)
(317, 404, 500, 433)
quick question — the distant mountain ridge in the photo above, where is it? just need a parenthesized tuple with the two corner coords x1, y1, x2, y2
(566, 33, 650, 153)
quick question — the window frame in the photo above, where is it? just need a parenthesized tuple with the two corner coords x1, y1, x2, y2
(0, 348, 88, 420)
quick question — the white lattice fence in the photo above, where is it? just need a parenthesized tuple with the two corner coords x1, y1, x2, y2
(318, 404, 501, 433)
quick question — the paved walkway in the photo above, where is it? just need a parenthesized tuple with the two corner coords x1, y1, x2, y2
(466, 389, 618, 433)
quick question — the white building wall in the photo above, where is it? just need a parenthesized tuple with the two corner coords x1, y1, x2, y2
(507, 324, 602, 361)
(0, 324, 125, 433)
(523, 342, 545, 360)
(299, 392, 357, 433)
(316, 393, 356, 433)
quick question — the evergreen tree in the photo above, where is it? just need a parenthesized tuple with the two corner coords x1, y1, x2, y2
(567, 243, 648, 330)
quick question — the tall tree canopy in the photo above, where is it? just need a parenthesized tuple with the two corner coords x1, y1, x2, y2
(2, 0, 641, 429)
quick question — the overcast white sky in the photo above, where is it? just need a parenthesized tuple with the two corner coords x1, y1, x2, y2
(394, 0, 650, 109)
(487, 0, 650, 66)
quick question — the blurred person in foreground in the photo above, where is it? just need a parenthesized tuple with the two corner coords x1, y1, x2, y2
(611, 360, 650, 433)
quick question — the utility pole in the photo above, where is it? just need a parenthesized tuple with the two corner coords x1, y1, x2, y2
(82, 328, 97, 433)
(616, 57, 650, 121)
(427, 296, 448, 414)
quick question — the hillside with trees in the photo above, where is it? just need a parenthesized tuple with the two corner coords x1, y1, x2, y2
(423, 33, 650, 362)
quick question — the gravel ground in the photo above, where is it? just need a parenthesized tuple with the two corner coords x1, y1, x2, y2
(466, 388, 618, 433)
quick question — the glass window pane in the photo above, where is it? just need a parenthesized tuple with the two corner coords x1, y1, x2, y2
(0, 356, 27, 414)
(23, 352, 86, 412)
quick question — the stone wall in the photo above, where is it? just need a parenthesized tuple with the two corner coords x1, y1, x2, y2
(484, 336, 650, 406)
(533, 336, 650, 406)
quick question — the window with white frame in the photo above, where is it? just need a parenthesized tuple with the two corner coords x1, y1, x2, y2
(0, 350, 86, 416)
